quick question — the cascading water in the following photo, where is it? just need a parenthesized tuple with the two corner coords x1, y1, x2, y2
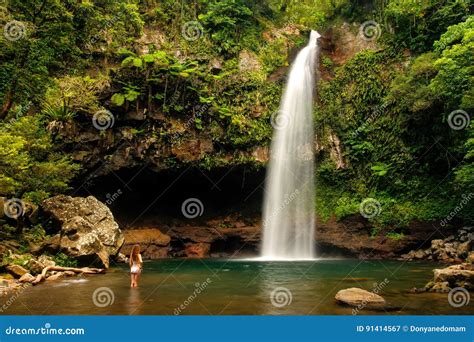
(261, 30, 320, 260)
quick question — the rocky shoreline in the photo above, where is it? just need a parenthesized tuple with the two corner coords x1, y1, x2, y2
(1, 195, 473, 298)
(400, 227, 473, 264)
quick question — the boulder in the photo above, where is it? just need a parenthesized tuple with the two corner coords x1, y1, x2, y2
(121, 229, 171, 259)
(431, 239, 444, 253)
(40, 234, 61, 254)
(424, 281, 450, 293)
(27, 259, 45, 275)
(6, 265, 29, 278)
(457, 241, 472, 259)
(413, 249, 425, 259)
(42, 195, 124, 268)
(421, 263, 474, 292)
(37, 255, 56, 268)
(466, 251, 474, 264)
(114, 253, 128, 263)
(335, 287, 386, 307)
(433, 263, 474, 289)
(444, 242, 458, 256)
(19, 273, 35, 283)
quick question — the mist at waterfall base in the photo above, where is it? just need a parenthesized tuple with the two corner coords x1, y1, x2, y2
(261, 31, 320, 261)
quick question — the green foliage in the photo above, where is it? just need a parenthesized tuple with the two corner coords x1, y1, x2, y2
(53, 253, 78, 268)
(0, 0, 472, 240)
(386, 232, 405, 240)
(42, 104, 76, 122)
(259, 38, 289, 74)
(316, 13, 473, 228)
(2, 253, 32, 267)
(385, 0, 471, 53)
(198, 0, 254, 54)
(267, 0, 351, 27)
(455, 123, 474, 194)
(0, 116, 79, 198)
(22, 224, 47, 244)
(430, 16, 474, 110)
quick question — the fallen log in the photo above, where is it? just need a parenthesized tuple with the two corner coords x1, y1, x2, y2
(32, 266, 105, 285)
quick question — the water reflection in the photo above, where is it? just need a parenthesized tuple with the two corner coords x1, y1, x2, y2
(127, 288, 144, 315)
(1, 260, 472, 315)
(257, 261, 322, 315)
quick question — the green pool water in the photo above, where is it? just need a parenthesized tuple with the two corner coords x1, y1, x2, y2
(1, 259, 472, 315)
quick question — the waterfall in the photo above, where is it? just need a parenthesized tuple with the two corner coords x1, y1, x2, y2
(261, 30, 320, 260)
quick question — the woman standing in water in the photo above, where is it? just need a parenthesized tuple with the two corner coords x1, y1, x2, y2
(129, 244, 143, 288)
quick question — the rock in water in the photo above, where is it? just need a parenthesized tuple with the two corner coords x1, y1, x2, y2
(42, 195, 124, 268)
(335, 287, 386, 307)
(420, 263, 474, 292)
(432, 264, 474, 290)
(19, 273, 35, 283)
(6, 265, 29, 278)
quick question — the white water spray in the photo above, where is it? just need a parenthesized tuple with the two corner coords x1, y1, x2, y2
(261, 30, 320, 260)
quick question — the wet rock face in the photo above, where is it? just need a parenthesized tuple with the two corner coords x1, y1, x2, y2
(184, 243, 210, 258)
(41, 195, 124, 268)
(118, 226, 260, 259)
(121, 229, 171, 259)
(171, 138, 213, 162)
(315, 216, 455, 259)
